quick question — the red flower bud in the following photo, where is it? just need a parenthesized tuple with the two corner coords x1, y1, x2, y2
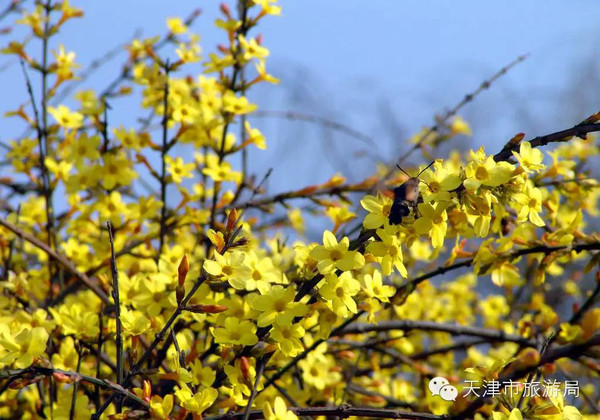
(178, 254, 189, 287)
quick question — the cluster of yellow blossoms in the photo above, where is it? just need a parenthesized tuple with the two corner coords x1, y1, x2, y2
(1, 1, 599, 419)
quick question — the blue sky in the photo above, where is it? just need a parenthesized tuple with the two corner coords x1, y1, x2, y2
(2, 0, 599, 201)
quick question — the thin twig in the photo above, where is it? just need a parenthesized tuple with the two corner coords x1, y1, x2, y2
(0, 366, 149, 410)
(243, 354, 271, 420)
(94, 305, 104, 409)
(206, 404, 446, 420)
(158, 63, 171, 259)
(334, 320, 536, 346)
(107, 222, 123, 405)
(68, 342, 83, 420)
(0, 218, 110, 304)
(396, 53, 529, 167)
(252, 110, 376, 147)
(493, 122, 600, 162)
(92, 271, 209, 418)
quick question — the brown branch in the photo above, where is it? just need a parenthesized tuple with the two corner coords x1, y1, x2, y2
(0, 218, 110, 304)
(231, 182, 374, 212)
(68, 343, 83, 420)
(106, 222, 123, 409)
(334, 320, 535, 346)
(0, 366, 149, 410)
(39, 0, 61, 298)
(393, 240, 600, 302)
(493, 122, 600, 162)
(205, 404, 446, 420)
(0, 0, 23, 22)
(158, 63, 171, 259)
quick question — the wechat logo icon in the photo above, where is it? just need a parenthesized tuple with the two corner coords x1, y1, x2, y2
(428, 376, 458, 402)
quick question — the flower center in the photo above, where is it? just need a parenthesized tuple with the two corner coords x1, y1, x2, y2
(382, 204, 391, 217)
(274, 299, 287, 312)
(475, 166, 488, 181)
(329, 250, 342, 261)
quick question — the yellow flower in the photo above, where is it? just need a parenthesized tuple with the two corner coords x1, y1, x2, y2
(43, 385, 89, 420)
(254, 60, 280, 84)
(165, 155, 194, 184)
(298, 353, 341, 390)
(61, 237, 91, 267)
(360, 193, 393, 229)
(581, 308, 600, 340)
(166, 17, 187, 35)
(474, 244, 522, 288)
(492, 408, 523, 420)
(149, 394, 174, 420)
(48, 105, 83, 130)
(203, 251, 251, 289)
(319, 272, 360, 317)
(245, 251, 282, 293)
(49, 302, 99, 339)
(309, 230, 365, 274)
(45, 156, 72, 181)
(479, 295, 509, 328)
(70, 132, 100, 163)
(449, 116, 472, 136)
(213, 317, 258, 346)
(287, 208, 305, 235)
(463, 148, 514, 191)
(512, 141, 544, 174)
(121, 307, 152, 336)
(271, 323, 305, 357)
(244, 120, 267, 149)
(512, 181, 545, 227)
(15, 5, 44, 37)
(188, 359, 216, 388)
(114, 125, 150, 151)
(366, 227, 408, 277)
(326, 205, 356, 233)
(558, 323, 583, 343)
(238, 35, 269, 61)
(463, 189, 495, 237)
(176, 41, 202, 63)
(51, 336, 79, 371)
(263, 397, 299, 420)
(135, 272, 176, 317)
(202, 159, 242, 183)
(257, 0, 282, 16)
(222, 91, 257, 115)
(174, 384, 217, 414)
(414, 201, 450, 249)
(51, 44, 80, 80)
(419, 160, 462, 203)
(172, 100, 200, 124)
(361, 270, 395, 302)
(100, 152, 138, 189)
(96, 191, 129, 226)
(0, 326, 49, 368)
(250, 285, 308, 327)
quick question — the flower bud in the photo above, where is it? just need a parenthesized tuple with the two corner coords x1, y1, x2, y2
(178, 254, 189, 287)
